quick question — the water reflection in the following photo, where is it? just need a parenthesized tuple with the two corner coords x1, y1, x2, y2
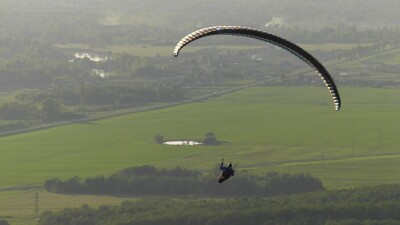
(163, 141, 202, 145)
(91, 69, 111, 78)
(70, 52, 109, 62)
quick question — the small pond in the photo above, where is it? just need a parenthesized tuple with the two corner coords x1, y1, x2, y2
(163, 140, 202, 146)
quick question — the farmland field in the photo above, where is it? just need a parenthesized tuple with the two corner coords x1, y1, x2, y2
(0, 189, 139, 225)
(1, 86, 400, 188)
(2, 86, 400, 224)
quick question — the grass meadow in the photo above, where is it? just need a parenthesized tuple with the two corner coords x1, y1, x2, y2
(1, 86, 400, 188)
(333, 48, 400, 80)
(2, 86, 400, 224)
(0, 189, 139, 225)
(2, 43, 398, 225)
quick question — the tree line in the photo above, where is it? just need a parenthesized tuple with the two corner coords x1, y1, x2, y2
(0, 83, 184, 125)
(44, 165, 324, 197)
(39, 184, 400, 225)
(5, 0, 400, 46)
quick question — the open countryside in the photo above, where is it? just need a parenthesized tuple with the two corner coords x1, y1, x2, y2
(1, 87, 400, 188)
(3, 1, 400, 225)
(3, 86, 400, 225)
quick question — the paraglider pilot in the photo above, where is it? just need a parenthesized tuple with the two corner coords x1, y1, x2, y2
(218, 158, 235, 183)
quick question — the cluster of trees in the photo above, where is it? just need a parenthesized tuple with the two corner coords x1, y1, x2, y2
(0, 98, 82, 124)
(44, 165, 324, 196)
(39, 184, 400, 225)
(202, 132, 219, 145)
(0, 83, 185, 124)
(0, 46, 142, 91)
(337, 42, 391, 61)
(267, 25, 400, 44)
(6, 0, 400, 46)
(154, 134, 165, 144)
(45, 83, 184, 106)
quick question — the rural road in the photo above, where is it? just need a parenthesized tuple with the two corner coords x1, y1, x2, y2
(0, 184, 41, 192)
(0, 80, 269, 138)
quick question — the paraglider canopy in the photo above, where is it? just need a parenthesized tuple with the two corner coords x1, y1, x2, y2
(174, 26, 341, 111)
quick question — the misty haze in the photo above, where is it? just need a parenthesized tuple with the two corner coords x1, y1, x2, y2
(1, 1, 400, 225)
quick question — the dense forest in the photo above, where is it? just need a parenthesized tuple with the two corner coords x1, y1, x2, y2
(39, 184, 400, 225)
(44, 165, 324, 196)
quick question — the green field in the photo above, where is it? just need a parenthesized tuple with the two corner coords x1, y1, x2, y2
(1, 86, 400, 188)
(0, 189, 139, 225)
(333, 48, 400, 78)
(2, 86, 400, 224)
